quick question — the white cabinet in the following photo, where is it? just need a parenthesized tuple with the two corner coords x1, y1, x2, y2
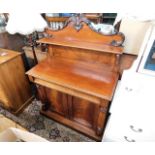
(103, 71, 155, 142)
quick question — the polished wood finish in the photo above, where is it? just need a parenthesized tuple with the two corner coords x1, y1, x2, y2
(27, 15, 124, 141)
(28, 58, 119, 101)
(34, 78, 101, 104)
(0, 48, 33, 114)
(38, 37, 123, 54)
(24, 46, 136, 77)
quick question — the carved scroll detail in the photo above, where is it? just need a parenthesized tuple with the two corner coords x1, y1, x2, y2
(47, 14, 125, 47)
(110, 32, 125, 47)
(63, 14, 125, 46)
(64, 14, 90, 31)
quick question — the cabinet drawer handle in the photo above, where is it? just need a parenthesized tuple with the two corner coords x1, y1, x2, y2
(124, 136, 135, 142)
(125, 87, 133, 92)
(130, 125, 143, 133)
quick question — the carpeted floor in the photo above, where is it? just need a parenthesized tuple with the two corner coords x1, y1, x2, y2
(0, 99, 94, 142)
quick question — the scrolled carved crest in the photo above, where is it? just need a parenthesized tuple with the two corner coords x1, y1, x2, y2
(110, 32, 125, 47)
(64, 14, 91, 31)
(49, 14, 125, 47)
(63, 14, 125, 46)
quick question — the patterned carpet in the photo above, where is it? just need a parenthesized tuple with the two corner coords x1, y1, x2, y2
(0, 99, 94, 142)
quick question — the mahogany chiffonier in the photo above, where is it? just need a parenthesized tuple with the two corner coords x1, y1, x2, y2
(0, 48, 33, 114)
(27, 15, 124, 141)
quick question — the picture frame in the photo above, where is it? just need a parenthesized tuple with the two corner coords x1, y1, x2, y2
(138, 26, 155, 76)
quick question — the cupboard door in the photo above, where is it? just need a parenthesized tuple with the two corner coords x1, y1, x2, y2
(69, 96, 100, 130)
(37, 86, 68, 117)
(45, 88, 68, 117)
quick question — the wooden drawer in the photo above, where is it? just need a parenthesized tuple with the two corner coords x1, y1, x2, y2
(103, 112, 155, 142)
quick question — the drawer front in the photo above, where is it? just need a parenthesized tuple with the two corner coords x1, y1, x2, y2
(103, 115, 130, 142)
(110, 80, 142, 114)
(125, 115, 155, 142)
(103, 113, 155, 142)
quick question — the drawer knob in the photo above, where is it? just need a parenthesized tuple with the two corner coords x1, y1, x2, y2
(125, 87, 133, 92)
(124, 136, 135, 142)
(130, 125, 143, 133)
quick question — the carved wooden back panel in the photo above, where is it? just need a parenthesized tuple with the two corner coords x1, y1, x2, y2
(45, 15, 124, 46)
(38, 15, 124, 73)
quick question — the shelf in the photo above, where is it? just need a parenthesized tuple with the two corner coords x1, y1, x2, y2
(37, 37, 123, 55)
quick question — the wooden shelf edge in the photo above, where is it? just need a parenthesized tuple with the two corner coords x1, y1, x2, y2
(37, 38, 123, 55)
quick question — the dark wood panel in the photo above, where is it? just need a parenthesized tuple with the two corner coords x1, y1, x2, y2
(70, 96, 100, 129)
(96, 104, 109, 136)
(27, 57, 119, 101)
(49, 45, 117, 67)
(45, 88, 68, 117)
(37, 85, 68, 117)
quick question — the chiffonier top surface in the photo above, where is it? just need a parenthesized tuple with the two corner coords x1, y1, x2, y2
(27, 57, 119, 101)
(0, 48, 20, 65)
